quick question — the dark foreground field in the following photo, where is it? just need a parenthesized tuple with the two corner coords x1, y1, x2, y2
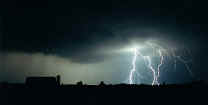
(0, 81, 208, 105)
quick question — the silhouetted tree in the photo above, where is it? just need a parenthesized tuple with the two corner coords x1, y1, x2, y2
(77, 81, 83, 86)
(56, 75, 61, 86)
(99, 81, 105, 86)
(162, 82, 166, 86)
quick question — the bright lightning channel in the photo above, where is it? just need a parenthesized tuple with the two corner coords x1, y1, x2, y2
(157, 49, 164, 81)
(129, 47, 160, 85)
(145, 56, 159, 85)
(128, 42, 193, 86)
(129, 48, 137, 84)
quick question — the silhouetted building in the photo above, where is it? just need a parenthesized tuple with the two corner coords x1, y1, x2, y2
(26, 75, 60, 87)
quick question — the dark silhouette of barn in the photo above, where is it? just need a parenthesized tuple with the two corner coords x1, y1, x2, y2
(25, 75, 60, 87)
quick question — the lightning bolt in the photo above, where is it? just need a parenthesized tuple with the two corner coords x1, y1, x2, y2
(145, 56, 159, 85)
(157, 49, 164, 83)
(128, 41, 193, 86)
(129, 48, 137, 84)
(129, 48, 160, 85)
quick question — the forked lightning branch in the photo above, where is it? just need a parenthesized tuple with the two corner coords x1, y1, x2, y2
(128, 42, 193, 85)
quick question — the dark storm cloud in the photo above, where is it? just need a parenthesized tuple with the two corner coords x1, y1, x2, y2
(0, 0, 208, 84)
(2, 20, 197, 64)
(2, 0, 207, 65)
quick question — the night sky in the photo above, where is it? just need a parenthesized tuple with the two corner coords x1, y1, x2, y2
(0, 0, 208, 84)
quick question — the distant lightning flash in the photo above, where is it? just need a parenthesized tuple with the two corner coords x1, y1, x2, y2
(171, 48, 193, 76)
(128, 41, 193, 86)
(176, 56, 193, 76)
